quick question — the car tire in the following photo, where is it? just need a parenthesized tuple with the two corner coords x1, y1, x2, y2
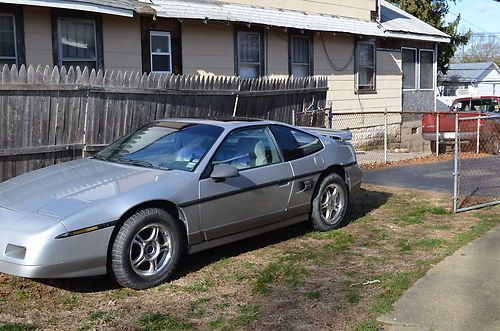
(311, 173, 349, 231)
(111, 208, 183, 290)
(430, 141, 446, 154)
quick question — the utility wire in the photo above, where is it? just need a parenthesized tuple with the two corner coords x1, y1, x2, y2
(320, 33, 354, 72)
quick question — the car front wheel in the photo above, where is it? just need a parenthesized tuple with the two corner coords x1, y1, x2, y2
(311, 173, 349, 231)
(111, 208, 183, 290)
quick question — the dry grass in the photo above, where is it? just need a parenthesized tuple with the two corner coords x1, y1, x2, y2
(0, 184, 498, 331)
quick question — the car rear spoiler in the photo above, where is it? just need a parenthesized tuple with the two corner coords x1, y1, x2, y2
(299, 127, 353, 142)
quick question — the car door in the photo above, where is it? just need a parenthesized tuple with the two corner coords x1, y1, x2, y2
(199, 126, 293, 240)
(269, 125, 326, 219)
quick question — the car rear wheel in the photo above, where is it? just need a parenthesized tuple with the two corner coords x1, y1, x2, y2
(311, 173, 349, 231)
(111, 208, 183, 290)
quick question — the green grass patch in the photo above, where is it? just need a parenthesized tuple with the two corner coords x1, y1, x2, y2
(206, 318, 225, 330)
(309, 230, 355, 252)
(139, 312, 193, 331)
(11, 290, 28, 300)
(418, 238, 445, 251)
(394, 205, 448, 226)
(233, 305, 261, 327)
(395, 239, 412, 252)
(253, 261, 308, 294)
(344, 288, 362, 304)
(182, 279, 215, 293)
(354, 319, 382, 331)
(305, 290, 321, 300)
(60, 295, 79, 310)
(187, 298, 211, 318)
(0, 324, 36, 331)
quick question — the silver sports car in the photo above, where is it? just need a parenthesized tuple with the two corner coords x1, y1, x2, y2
(0, 118, 362, 289)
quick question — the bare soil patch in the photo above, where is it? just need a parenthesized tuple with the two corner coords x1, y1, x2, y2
(0, 185, 498, 331)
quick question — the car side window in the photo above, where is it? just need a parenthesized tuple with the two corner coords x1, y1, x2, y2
(269, 125, 324, 161)
(212, 127, 282, 171)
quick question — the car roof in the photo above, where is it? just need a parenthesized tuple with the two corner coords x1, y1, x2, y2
(156, 117, 279, 129)
(453, 96, 499, 101)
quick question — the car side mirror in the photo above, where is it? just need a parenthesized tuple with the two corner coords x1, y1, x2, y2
(210, 164, 240, 182)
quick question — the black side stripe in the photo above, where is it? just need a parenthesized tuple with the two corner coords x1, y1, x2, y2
(179, 169, 325, 208)
(181, 162, 358, 208)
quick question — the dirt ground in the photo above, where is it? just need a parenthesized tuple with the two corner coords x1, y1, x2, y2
(0, 184, 498, 331)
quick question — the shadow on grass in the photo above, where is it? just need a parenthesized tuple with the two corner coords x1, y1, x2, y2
(35, 188, 391, 293)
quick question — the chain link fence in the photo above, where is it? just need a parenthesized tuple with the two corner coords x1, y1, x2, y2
(453, 114, 500, 212)
(305, 109, 439, 165)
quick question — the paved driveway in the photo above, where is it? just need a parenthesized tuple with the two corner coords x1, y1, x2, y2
(363, 156, 499, 196)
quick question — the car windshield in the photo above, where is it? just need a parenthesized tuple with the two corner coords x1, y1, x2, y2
(95, 122, 224, 172)
(452, 98, 500, 113)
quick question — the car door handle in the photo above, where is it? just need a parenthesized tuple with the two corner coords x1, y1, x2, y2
(278, 181, 291, 188)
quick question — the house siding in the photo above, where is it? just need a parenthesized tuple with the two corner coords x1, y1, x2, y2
(217, 0, 377, 21)
(102, 14, 142, 72)
(22, 6, 142, 72)
(23, 6, 53, 66)
(314, 34, 402, 113)
(182, 20, 235, 76)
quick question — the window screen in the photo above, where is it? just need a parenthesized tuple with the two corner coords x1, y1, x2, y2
(0, 14, 16, 67)
(150, 31, 172, 73)
(237, 31, 262, 79)
(357, 42, 376, 91)
(419, 50, 434, 90)
(291, 36, 311, 77)
(58, 18, 97, 70)
(402, 48, 417, 90)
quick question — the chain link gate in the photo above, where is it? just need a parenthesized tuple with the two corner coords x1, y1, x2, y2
(453, 114, 500, 212)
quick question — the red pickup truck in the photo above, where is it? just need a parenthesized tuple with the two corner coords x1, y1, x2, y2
(422, 96, 500, 153)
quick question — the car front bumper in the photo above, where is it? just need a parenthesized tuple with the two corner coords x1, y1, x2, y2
(0, 206, 112, 279)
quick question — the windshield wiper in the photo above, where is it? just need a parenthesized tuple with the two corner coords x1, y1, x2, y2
(92, 154, 108, 161)
(117, 159, 155, 169)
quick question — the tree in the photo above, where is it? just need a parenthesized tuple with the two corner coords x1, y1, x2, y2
(455, 34, 500, 65)
(388, 0, 471, 74)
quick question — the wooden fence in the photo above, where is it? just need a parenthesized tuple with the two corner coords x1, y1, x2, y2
(0, 65, 328, 182)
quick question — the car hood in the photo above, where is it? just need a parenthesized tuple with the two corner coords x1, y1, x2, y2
(0, 159, 177, 218)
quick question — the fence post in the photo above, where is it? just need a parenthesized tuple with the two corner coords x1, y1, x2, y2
(328, 108, 333, 129)
(384, 109, 388, 164)
(453, 113, 460, 213)
(476, 118, 480, 154)
(292, 110, 296, 126)
(436, 113, 440, 156)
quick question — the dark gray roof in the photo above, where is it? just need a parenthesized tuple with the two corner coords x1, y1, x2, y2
(443, 62, 499, 83)
(380, 0, 450, 42)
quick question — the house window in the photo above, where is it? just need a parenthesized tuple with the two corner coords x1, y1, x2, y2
(419, 49, 434, 90)
(357, 42, 376, 91)
(150, 31, 172, 73)
(402, 48, 417, 90)
(0, 14, 17, 67)
(56, 17, 100, 70)
(290, 35, 312, 77)
(236, 30, 262, 79)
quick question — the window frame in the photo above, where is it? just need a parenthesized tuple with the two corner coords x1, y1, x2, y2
(356, 41, 377, 93)
(401, 47, 418, 91)
(269, 124, 325, 162)
(418, 49, 435, 91)
(234, 27, 265, 78)
(149, 31, 173, 74)
(52, 10, 104, 71)
(289, 33, 314, 77)
(210, 126, 284, 172)
(0, 13, 17, 66)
